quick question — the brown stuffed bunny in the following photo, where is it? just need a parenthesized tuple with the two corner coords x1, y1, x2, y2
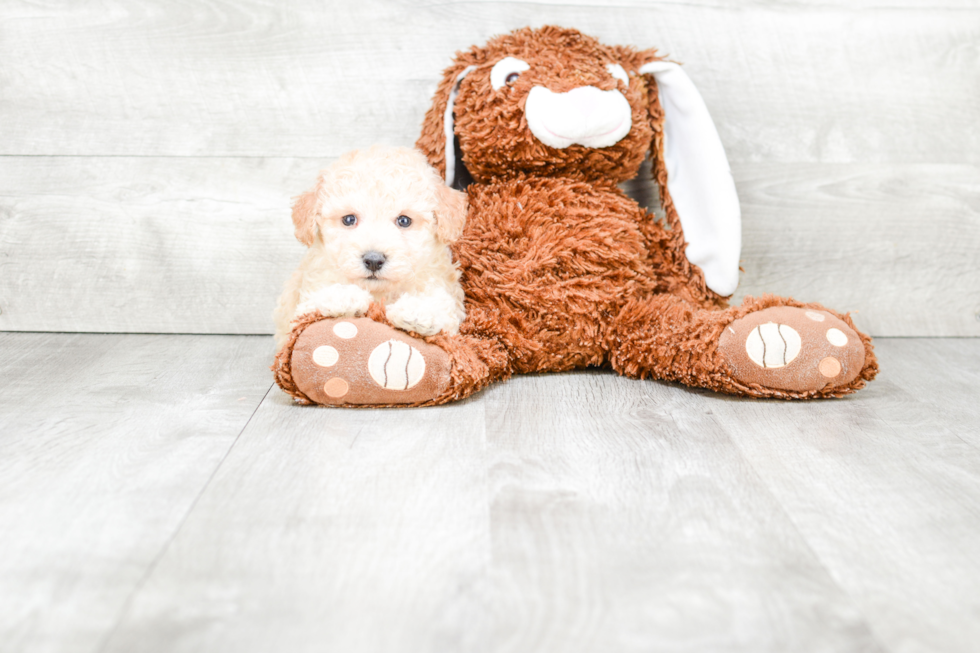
(274, 26, 878, 406)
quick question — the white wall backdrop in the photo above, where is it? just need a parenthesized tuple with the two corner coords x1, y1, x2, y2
(1, 0, 978, 336)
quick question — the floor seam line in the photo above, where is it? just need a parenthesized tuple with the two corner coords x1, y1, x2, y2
(93, 382, 275, 653)
(717, 411, 894, 653)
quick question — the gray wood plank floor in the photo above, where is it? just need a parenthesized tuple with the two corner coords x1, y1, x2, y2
(2, 334, 978, 653)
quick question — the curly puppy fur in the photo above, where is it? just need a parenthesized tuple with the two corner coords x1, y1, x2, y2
(273, 146, 468, 349)
(275, 26, 877, 404)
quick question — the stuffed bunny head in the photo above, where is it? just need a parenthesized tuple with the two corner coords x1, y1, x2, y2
(417, 26, 662, 186)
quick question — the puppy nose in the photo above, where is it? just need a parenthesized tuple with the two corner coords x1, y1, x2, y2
(362, 251, 386, 272)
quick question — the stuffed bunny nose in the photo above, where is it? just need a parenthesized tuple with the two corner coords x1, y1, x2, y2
(362, 251, 386, 272)
(525, 85, 632, 149)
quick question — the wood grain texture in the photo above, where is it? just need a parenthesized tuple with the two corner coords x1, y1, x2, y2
(0, 333, 273, 653)
(475, 373, 881, 652)
(100, 390, 491, 653)
(0, 0, 977, 163)
(729, 163, 980, 337)
(707, 339, 980, 653)
(0, 156, 314, 334)
(2, 156, 977, 336)
(3, 334, 980, 652)
(2, 0, 977, 336)
(870, 338, 980, 448)
(102, 377, 878, 652)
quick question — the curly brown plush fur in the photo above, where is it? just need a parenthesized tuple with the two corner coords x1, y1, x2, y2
(274, 26, 877, 405)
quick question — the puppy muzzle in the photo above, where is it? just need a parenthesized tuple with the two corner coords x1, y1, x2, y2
(362, 251, 387, 276)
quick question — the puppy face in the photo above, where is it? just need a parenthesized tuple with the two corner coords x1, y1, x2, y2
(291, 146, 466, 293)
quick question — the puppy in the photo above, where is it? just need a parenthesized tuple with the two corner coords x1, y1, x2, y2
(273, 146, 468, 350)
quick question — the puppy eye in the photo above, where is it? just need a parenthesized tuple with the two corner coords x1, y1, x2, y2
(341, 214, 357, 227)
(491, 57, 530, 90)
(606, 63, 629, 87)
(395, 215, 412, 228)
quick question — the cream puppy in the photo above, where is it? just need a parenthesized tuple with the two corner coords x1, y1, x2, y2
(273, 146, 468, 350)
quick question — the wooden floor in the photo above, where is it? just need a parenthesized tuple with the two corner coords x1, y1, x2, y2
(1, 334, 978, 653)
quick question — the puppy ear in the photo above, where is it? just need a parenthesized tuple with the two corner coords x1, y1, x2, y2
(434, 183, 468, 242)
(638, 57, 742, 297)
(416, 59, 478, 190)
(291, 189, 319, 246)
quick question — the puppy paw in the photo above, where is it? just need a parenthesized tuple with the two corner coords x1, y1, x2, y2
(295, 284, 372, 321)
(386, 293, 460, 336)
(718, 306, 869, 395)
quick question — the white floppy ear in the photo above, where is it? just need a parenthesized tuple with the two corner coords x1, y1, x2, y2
(639, 61, 741, 297)
(443, 65, 476, 189)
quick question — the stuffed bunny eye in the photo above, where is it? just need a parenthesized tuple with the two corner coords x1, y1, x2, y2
(491, 57, 530, 90)
(606, 63, 629, 87)
(341, 214, 357, 227)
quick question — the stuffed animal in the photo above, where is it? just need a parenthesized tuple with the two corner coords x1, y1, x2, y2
(273, 26, 878, 406)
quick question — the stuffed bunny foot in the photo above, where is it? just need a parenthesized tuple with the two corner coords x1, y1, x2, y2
(277, 316, 452, 406)
(718, 306, 867, 394)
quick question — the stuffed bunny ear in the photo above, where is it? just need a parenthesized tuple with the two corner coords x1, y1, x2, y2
(416, 63, 477, 190)
(291, 189, 319, 246)
(442, 65, 476, 189)
(639, 61, 741, 297)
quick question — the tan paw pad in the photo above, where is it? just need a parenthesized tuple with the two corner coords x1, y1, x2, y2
(368, 340, 426, 390)
(333, 321, 358, 339)
(289, 317, 451, 406)
(826, 328, 848, 347)
(818, 357, 842, 378)
(323, 377, 350, 398)
(312, 345, 339, 367)
(719, 306, 866, 393)
(745, 322, 801, 368)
